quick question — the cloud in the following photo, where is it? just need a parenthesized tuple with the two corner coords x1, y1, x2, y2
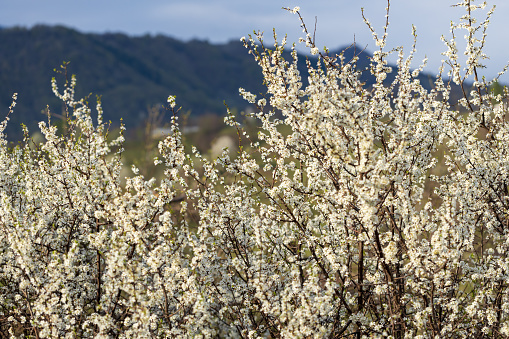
(146, 2, 297, 41)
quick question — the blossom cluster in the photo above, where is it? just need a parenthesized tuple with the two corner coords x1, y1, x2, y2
(1, 0, 509, 337)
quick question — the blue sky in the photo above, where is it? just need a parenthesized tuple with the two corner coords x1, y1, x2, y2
(1, 0, 509, 81)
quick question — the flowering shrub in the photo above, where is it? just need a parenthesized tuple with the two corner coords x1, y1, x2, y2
(2, 0, 509, 337)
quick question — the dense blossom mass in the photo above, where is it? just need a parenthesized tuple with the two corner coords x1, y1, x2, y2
(1, 0, 509, 337)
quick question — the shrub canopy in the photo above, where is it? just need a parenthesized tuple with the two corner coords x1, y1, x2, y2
(2, 0, 509, 338)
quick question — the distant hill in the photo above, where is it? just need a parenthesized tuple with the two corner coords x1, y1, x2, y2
(0, 25, 461, 139)
(0, 25, 269, 138)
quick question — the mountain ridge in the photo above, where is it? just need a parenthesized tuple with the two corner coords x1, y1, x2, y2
(0, 24, 459, 139)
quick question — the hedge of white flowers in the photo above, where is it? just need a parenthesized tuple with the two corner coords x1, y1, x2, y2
(2, 0, 509, 337)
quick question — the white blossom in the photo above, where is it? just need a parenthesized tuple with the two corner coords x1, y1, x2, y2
(2, 1, 509, 337)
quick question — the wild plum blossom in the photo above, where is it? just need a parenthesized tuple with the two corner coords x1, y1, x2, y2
(1, 0, 509, 337)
